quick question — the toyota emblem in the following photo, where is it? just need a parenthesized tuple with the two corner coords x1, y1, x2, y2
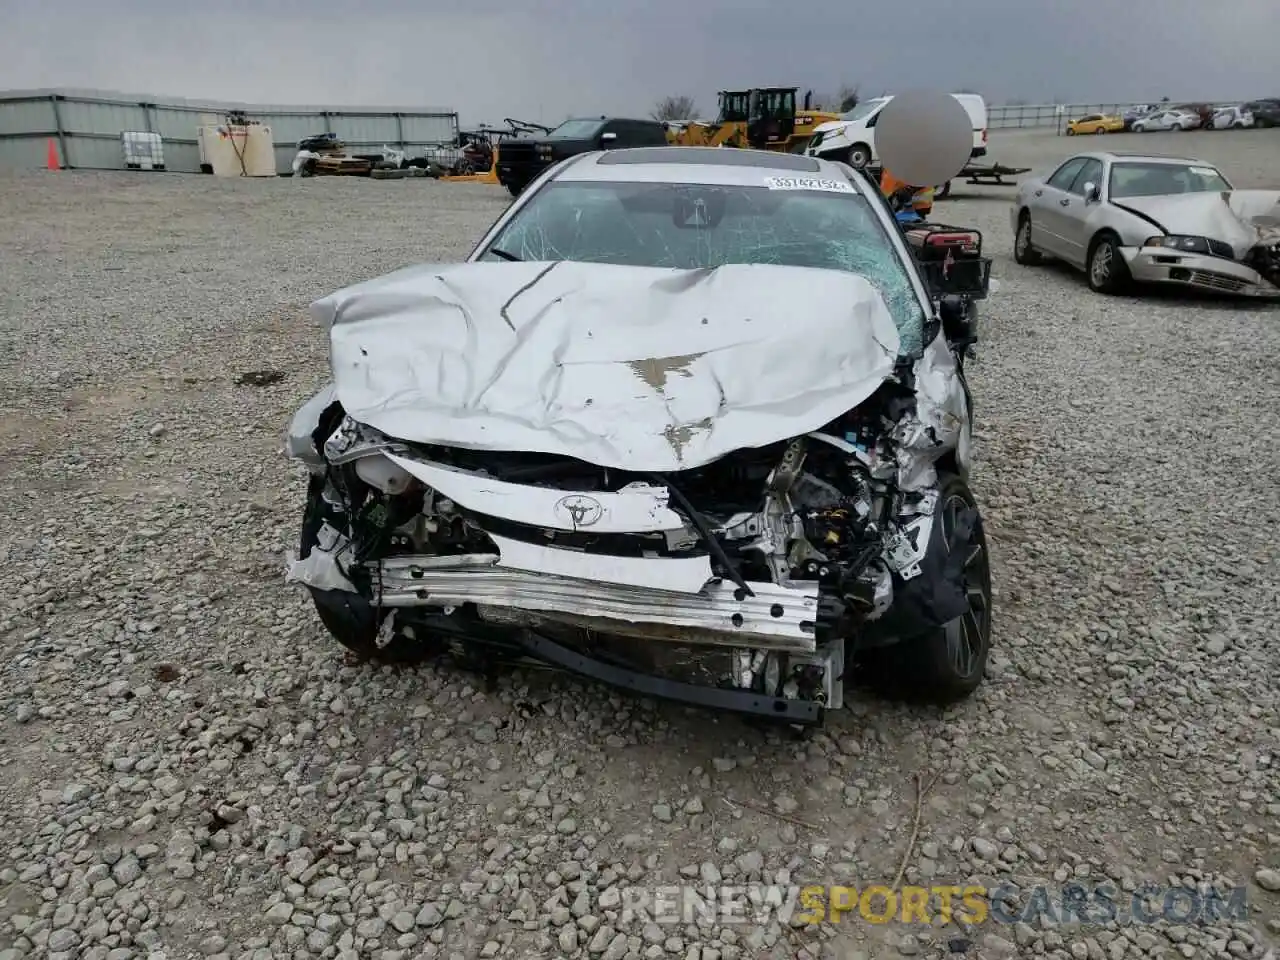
(553, 494, 604, 528)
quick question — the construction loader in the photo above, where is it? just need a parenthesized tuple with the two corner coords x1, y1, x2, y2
(667, 88, 841, 153)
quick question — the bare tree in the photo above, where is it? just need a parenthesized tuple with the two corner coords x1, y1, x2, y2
(651, 96, 699, 123)
(836, 83, 860, 113)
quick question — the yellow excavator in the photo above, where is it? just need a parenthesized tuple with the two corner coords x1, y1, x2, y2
(666, 88, 841, 153)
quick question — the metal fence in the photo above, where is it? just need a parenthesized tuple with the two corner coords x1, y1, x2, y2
(0, 88, 459, 174)
(988, 101, 1237, 131)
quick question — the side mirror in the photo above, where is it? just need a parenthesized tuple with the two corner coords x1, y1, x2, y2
(1083, 181, 1100, 202)
(599, 131, 618, 145)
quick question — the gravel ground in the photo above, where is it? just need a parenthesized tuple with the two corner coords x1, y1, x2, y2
(1, 128, 1278, 960)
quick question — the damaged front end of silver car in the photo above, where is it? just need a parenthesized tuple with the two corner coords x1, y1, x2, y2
(284, 261, 991, 726)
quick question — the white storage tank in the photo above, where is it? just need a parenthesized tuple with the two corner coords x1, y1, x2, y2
(122, 131, 165, 170)
(198, 117, 277, 177)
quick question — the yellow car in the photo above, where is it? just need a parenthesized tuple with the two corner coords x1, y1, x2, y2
(1066, 114, 1125, 135)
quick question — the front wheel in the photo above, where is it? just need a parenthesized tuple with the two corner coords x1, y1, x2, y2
(298, 479, 440, 664)
(1087, 233, 1131, 294)
(846, 143, 872, 168)
(860, 473, 992, 705)
(1013, 211, 1042, 265)
(505, 182, 523, 198)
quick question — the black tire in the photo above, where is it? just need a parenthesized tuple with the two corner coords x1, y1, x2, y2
(1013, 211, 1042, 265)
(846, 143, 872, 168)
(1094, 127, 1106, 135)
(505, 182, 523, 198)
(298, 479, 438, 664)
(1065, 127, 1076, 136)
(936, 180, 952, 200)
(860, 473, 993, 705)
(1087, 232, 1130, 294)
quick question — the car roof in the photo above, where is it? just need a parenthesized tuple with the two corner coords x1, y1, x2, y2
(1067, 151, 1215, 165)
(550, 147, 869, 189)
(564, 116, 661, 124)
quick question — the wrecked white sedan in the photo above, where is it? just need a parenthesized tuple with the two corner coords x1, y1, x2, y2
(285, 146, 992, 725)
(1012, 151, 1280, 297)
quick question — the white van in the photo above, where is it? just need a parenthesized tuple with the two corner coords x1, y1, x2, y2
(806, 93, 989, 169)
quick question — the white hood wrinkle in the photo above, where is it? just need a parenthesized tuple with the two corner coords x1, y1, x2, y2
(812, 120, 847, 135)
(313, 260, 902, 473)
(1116, 190, 1280, 256)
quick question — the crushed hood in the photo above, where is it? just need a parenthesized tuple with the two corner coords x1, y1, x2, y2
(1116, 190, 1280, 255)
(313, 260, 903, 472)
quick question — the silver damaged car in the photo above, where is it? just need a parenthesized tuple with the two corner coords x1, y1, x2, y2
(1011, 151, 1280, 297)
(285, 147, 994, 727)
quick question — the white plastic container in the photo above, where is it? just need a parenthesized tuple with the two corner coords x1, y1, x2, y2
(199, 122, 277, 177)
(122, 131, 165, 171)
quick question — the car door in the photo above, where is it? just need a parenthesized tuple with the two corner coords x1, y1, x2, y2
(637, 122, 669, 146)
(1054, 157, 1104, 266)
(612, 121, 653, 148)
(598, 120, 626, 149)
(1030, 157, 1088, 258)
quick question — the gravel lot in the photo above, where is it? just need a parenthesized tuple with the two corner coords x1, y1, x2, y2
(1, 128, 1278, 960)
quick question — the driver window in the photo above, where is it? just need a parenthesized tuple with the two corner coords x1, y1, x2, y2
(1047, 158, 1087, 191)
(1066, 159, 1102, 196)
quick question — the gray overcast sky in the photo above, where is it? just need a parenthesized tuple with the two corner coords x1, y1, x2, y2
(1, 0, 1275, 125)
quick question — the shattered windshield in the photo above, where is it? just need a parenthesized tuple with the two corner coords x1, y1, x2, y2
(481, 180, 925, 356)
(1109, 162, 1232, 198)
(547, 119, 605, 139)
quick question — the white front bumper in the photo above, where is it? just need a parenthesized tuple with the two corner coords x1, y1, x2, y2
(1121, 248, 1280, 298)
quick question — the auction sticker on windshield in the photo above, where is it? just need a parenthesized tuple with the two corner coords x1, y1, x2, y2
(764, 176, 854, 192)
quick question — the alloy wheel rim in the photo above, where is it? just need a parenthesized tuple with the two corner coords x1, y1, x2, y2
(940, 493, 991, 678)
(1091, 244, 1113, 285)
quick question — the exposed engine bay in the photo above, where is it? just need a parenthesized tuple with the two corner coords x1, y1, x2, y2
(287, 361, 980, 724)
(1246, 238, 1280, 289)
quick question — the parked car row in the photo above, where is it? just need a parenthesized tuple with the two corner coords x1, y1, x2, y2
(1070, 100, 1280, 135)
(1108, 99, 1280, 132)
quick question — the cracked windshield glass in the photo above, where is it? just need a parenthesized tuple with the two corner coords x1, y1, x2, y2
(483, 181, 925, 355)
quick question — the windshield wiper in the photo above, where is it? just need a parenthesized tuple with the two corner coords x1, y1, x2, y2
(489, 247, 522, 262)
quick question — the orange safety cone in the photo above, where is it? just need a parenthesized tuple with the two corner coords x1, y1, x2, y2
(46, 138, 61, 170)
